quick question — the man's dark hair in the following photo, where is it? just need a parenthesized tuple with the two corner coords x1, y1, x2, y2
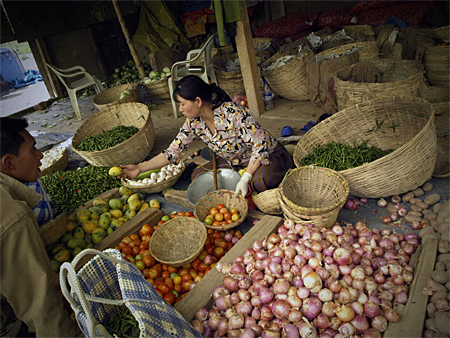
(0, 117, 29, 157)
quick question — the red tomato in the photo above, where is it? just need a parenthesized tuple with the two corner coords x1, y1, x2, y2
(122, 244, 132, 256)
(132, 246, 140, 256)
(158, 282, 171, 294)
(163, 292, 176, 305)
(142, 255, 155, 268)
(155, 288, 165, 298)
(141, 224, 154, 236)
(148, 268, 160, 279)
(185, 211, 194, 217)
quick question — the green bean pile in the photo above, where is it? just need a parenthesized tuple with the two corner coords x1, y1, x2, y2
(103, 306, 140, 338)
(300, 141, 395, 171)
(77, 125, 139, 152)
(41, 165, 121, 214)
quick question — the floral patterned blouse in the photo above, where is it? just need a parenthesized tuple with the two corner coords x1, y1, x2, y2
(162, 102, 277, 166)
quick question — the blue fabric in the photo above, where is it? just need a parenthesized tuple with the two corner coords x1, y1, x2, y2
(24, 180, 58, 227)
(384, 15, 408, 28)
(9, 69, 42, 89)
(0, 47, 24, 83)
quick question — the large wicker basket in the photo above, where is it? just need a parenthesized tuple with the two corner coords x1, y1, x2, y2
(39, 148, 68, 177)
(71, 102, 155, 166)
(335, 59, 425, 110)
(120, 162, 185, 194)
(143, 78, 171, 99)
(279, 166, 349, 217)
(93, 83, 140, 110)
(293, 96, 437, 198)
(149, 217, 207, 267)
(40, 213, 67, 246)
(424, 26, 450, 88)
(260, 47, 314, 101)
(194, 190, 248, 231)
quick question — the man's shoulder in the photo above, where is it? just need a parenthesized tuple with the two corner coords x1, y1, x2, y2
(0, 184, 33, 235)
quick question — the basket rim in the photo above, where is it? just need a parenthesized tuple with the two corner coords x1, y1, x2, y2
(279, 166, 349, 214)
(70, 102, 151, 156)
(148, 216, 207, 266)
(120, 162, 185, 193)
(295, 97, 435, 174)
(93, 83, 139, 106)
(194, 189, 248, 231)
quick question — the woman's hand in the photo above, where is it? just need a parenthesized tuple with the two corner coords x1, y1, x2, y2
(234, 172, 252, 198)
(119, 164, 141, 180)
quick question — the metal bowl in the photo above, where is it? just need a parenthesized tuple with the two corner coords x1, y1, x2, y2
(186, 168, 241, 206)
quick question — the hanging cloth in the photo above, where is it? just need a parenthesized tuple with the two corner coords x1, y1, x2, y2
(210, 0, 242, 46)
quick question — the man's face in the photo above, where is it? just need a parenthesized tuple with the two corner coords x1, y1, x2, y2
(11, 131, 44, 182)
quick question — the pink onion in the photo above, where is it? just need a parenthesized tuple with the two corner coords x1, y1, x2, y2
(363, 301, 380, 318)
(282, 324, 300, 338)
(208, 314, 222, 331)
(297, 319, 317, 338)
(335, 305, 355, 322)
(318, 288, 334, 302)
(191, 319, 203, 334)
(195, 307, 208, 322)
(273, 279, 290, 295)
(315, 313, 332, 329)
(384, 309, 400, 322)
(242, 328, 257, 338)
(259, 286, 274, 304)
(223, 275, 239, 292)
(297, 287, 310, 300)
(272, 300, 291, 319)
(333, 248, 352, 265)
(350, 315, 369, 333)
(303, 271, 323, 293)
(395, 290, 408, 304)
(322, 301, 337, 318)
(371, 315, 387, 332)
(338, 323, 355, 336)
(301, 297, 322, 320)
(288, 309, 303, 323)
(363, 328, 382, 338)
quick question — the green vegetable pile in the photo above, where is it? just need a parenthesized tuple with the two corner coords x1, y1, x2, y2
(41, 165, 121, 214)
(300, 141, 395, 171)
(77, 126, 139, 152)
(103, 306, 140, 338)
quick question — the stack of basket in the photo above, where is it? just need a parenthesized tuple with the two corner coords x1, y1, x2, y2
(424, 25, 449, 88)
(335, 59, 425, 110)
(293, 96, 437, 198)
(143, 78, 171, 99)
(278, 166, 349, 228)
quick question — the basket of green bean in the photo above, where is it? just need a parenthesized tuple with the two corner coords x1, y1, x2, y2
(293, 96, 437, 198)
(71, 102, 154, 167)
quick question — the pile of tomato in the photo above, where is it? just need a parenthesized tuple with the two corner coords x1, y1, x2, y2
(203, 203, 241, 227)
(114, 211, 243, 306)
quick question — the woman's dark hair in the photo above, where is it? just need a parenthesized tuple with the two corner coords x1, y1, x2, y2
(173, 75, 231, 109)
(0, 117, 29, 157)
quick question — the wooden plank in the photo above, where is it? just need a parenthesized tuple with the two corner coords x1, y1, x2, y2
(75, 207, 162, 271)
(384, 237, 438, 338)
(235, 0, 265, 117)
(174, 215, 283, 321)
(163, 189, 266, 221)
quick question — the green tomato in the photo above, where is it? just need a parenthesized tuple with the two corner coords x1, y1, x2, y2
(136, 260, 145, 271)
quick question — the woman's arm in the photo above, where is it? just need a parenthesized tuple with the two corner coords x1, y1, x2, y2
(120, 153, 170, 179)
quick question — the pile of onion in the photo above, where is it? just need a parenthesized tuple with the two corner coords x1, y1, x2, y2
(190, 219, 419, 338)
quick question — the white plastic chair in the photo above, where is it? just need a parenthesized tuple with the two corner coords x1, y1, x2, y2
(46, 63, 103, 120)
(168, 33, 218, 118)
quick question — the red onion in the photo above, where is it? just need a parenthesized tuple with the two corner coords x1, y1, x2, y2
(250, 324, 263, 337)
(395, 290, 408, 304)
(339, 265, 352, 276)
(225, 307, 237, 319)
(327, 279, 342, 293)
(397, 207, 407, 217)
(363, 301, 380, 318)
(384, 309, 400, 322)
(330, 317, 342, 331)
(315, 313, 332, 329)
(297, 319, 318, 338)
(377, 198, 387, 207)
(242, 328, 257, 338)
(261, 305, 274, 321)
(333, 248, 352, 265)
(273, 279, 290, 295)
(213, 285, 230, 300)
(338, 289, 354, 305)
(288, 309, 303, 323)
(252, 307, 261, 320)
(216, 295, 232, 311)
(352, 278, 365, 290)
(318, 288, 334, 302)
(322, 301, 337, 318)
(195, 307, 208, 322)
(268, 261, 282, 276)
(316, 267, 331, 281)
(363, 328, 382, 338)
(215, 318, 228, 337)
(301, 297, 322, 320)
(389, 213, 398, 222)
(345, 199, 358, 210)
(282, 324, 300, 338)
(202, 321, 212, 337)
(303, 271, 323, 293)
(208, 314, 222, 331)
(255, 250, 268, 261)
(338, 323, 355, 336)
(191, 319, 203, 334)
(230, 292, 240, 305)
(239, 286, 252, 299)
(350, 315, 370, 333)
(228, 313, 244, 330)
(271, 300, 291, 319)
(350, 301, 364, 315)
(381, 216, 391, 224)
(297, 287, 310, 300)
(371, 315, 387, 332)
(223, 275, 239, 292)
(259, 286, 274, 304)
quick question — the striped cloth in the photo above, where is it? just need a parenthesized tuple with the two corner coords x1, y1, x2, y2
(191, 143, 294, 193)
(25, 179, 58, 227)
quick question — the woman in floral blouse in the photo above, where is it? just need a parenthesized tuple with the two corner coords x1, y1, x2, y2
(120, 75, 293, 197)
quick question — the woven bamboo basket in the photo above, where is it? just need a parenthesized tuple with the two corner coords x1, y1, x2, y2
(279, 166, 349, 217)
(278, 191, 342, 229)
(335, 59, 425, 110)
(419, 85, 450, 103)
(293, 96, 437, 198)
(39, 148, 68, 177)
(318, 41, 379, 61)
(149, 217, 207, 267)
(71, 102, 155, 166)
(40, 213, 67, 246)
(424, 48, 449, 88)
(93, 83, 140, 110)
(342, 25, 375, 42)
(434, 25, 449, 41)
(194, 190, 248, 231)
(120, 162, 185, 194)
(143, 78, 171, 99)
(252, 188, 282, 215)
(260, 47, 314, 101)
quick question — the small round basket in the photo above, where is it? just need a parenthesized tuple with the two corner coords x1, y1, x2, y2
(120, 162, 185, 194)
(40, 213, 67, 246)
(39, 148, 68, 177)
(149, 217, 207, 267)
(293, 96, 437, 198)
(279, 166, 349, 217)
(143, 78, 171, 99)
(194, 190, 248, 231)
(70, 102, 154, 166)
(93, 83, 140, 110)
(252, 188, 282, 215)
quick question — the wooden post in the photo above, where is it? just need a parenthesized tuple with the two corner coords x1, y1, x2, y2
(235, 0, 265, 117)
(112, 0, 146, 80)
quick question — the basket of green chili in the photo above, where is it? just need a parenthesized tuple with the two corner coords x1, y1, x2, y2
(293, 96, 437, 198)
(71, 102, 154, 167)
